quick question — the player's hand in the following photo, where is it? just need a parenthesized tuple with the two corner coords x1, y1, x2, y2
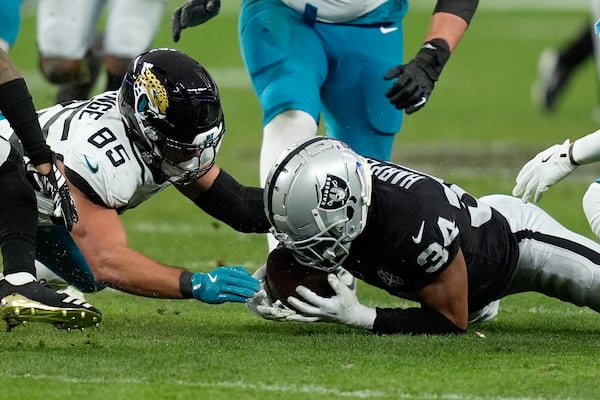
(288, 274, 376, 329)
(191, 266, 259, 304)
(246, 265, 319, 322)
(34, 157, 79, 231)
(512, 139, 578, 203)
(172, 0, 221, 42)
(384, 39, 450, 114)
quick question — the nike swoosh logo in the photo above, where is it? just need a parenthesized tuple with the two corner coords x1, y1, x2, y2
(412, 221, 425, 244)
(84, 155, 99, 173)
(380, 26, 398, 35)
(207, 273, 217, 283)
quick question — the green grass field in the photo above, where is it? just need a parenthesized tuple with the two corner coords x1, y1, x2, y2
(4, 1, 600, 399)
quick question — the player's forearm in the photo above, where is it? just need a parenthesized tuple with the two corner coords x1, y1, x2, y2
(570, 129, 600, 165)
(425, 12, 469, 52)
(0, 48, 21, 83)
(192, 168, 270, 233)
(91, 246, 188, 298)
(371, 306, 466, 335)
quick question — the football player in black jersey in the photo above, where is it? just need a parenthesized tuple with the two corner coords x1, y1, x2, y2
(0, 47, 102, 330)
(250, 136, 600, 335)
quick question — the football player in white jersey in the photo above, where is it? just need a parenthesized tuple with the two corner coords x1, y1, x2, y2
(2, 48, 267, 308)
(249, 137, 600, 335)
(0, 48, 102, 330)
(37, 0, 168, 103)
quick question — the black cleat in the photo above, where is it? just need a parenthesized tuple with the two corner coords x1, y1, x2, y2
(0, 280, 102, 331)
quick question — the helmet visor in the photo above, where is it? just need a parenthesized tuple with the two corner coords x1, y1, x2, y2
(270, 225, 351, 272)
(157, 123, 224, 184)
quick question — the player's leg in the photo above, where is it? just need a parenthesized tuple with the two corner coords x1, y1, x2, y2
(483, 194, 600, 312)
(319, 23, 403, 161)
(240, 0, 325, 251)
(0, 141, 102, 330)
(36, 0, 104, 102)
(532, 23, 594, 112)
(103, 0, 167, 91)
(0, 0, 23, 53)
(240, 0, 324, 185)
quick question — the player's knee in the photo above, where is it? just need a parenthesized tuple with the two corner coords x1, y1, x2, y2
(39, 57, 83, 84)
(583, 182, 600, 239)
(265, 110, 317, 140)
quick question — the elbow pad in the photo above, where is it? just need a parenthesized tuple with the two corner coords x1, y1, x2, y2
(371, 306, 465, 335)
(434, 0, 479, 24)
(194, 169, 271, 233)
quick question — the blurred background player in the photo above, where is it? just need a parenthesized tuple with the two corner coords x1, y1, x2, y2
(172, 0, 480, 250)
(36, 0, 168, 103)
(533, 1, 600, 114)
(0, 47, 102, 330)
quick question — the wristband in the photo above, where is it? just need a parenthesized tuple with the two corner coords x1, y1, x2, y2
(568, 142, 580, 166)
(179, 270, 194, 298)
(415, 39, 451, 82)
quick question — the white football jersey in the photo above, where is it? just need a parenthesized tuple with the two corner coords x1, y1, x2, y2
(30, 91, 169, 214)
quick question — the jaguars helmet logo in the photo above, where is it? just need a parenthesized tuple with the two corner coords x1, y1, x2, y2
(319, 174, 350, 210)
(132, 62, 169, 119)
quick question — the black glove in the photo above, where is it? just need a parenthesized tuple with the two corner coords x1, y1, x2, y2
(384, 38, 450, 114)
(30, 156, 79, 231)
(172, 0, 221, 42)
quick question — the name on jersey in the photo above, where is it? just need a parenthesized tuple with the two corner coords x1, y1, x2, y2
(79, 92, 118, 121)
(367, 159, 425, 189)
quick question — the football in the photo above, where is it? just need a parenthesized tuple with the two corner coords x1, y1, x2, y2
(264, 246, 335, 310)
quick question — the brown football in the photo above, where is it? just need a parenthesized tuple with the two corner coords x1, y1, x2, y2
(264, 246, 335, 310)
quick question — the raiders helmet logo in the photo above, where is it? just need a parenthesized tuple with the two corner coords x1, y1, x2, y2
(319, 174, 350, 210)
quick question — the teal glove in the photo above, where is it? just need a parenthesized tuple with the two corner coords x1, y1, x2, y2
(191, 266, 259, 304)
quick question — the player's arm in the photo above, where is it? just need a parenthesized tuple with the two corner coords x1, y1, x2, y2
(171, 0, 221, 42)
(372, 249, 469, 334)
(67, 172, 259, 303)
(288, 251, 468, 335)
(384, 0, 478, 114)
(513, 130, 600, 203)
(177, 165, 271, 233)
(0, 49, 78, 230)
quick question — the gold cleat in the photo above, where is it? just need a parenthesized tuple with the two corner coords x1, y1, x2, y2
(0, 281, 103, 331)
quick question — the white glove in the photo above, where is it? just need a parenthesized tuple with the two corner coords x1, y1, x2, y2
(287, 273, 376, 329)
(245, 264, 320, 322)
(512, 139, 578, 203)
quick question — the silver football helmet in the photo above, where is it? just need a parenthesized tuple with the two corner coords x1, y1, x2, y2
(118, 48, 225, 185)
(264, 137, 372, 271)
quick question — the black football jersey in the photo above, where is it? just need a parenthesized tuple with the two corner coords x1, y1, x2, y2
(345, 159, 519, 312)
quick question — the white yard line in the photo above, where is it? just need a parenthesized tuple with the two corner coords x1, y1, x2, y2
(0, 373, 578, 400)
